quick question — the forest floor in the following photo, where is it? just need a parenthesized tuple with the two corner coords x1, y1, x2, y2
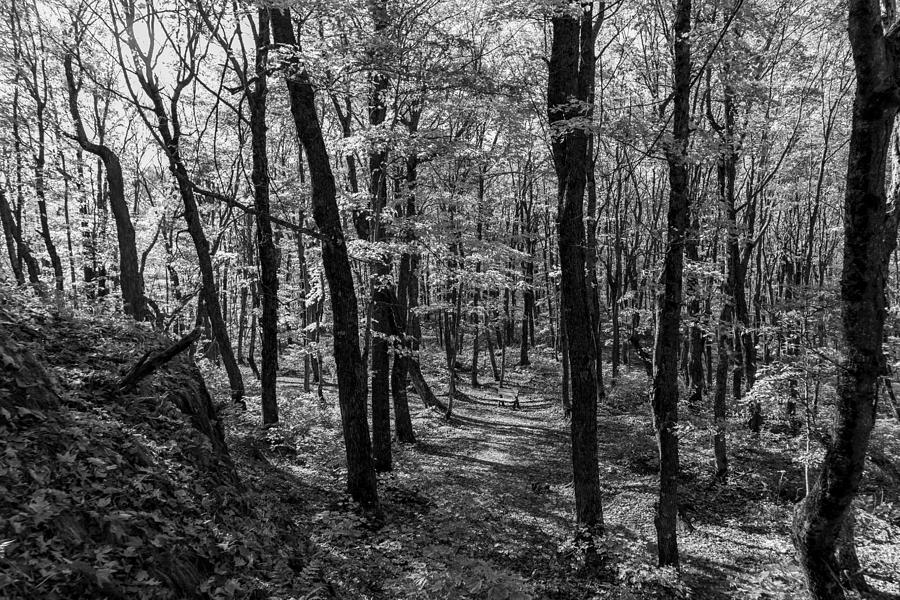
(2, 291, 897, 599)
(223, 349, 900, 600)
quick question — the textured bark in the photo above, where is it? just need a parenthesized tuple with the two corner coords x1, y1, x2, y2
(0, 189, 24, 285)
(560, 301, 572, 418)
(367, 0, 393, 471)
(33, 101, 64, 293)
(585, 136, 605, 401)
(519, 182, 535, 366)
(651, 0, 691, 567)
(548, 3, 603, 528)
(791, 2, 900, 597)
(391, 225, 417, 442)
(712, 161, 738, 481)
(713, 331, 729, 480)
(271, 7, 378, 510)
(64, 53, 147, 320)
(248, 10, 280, 425)
(685, 210, 704, 409)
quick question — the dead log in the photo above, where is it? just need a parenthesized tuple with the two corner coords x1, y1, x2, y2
(118, 328, 201, 393)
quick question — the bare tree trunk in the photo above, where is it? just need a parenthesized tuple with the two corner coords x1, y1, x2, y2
(792, 3, 900, 597)
(64, 53, 147, 320)
(367, 0, 393, 472)
(548, 2, 603, 529)
(0, 189, 24, 285)
(248, 10, 280, 425)
(650, 0, 691, 568)
(271, 7, 378, 510)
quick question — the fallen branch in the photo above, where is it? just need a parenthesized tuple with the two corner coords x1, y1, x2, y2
(118, 328, 202, 393)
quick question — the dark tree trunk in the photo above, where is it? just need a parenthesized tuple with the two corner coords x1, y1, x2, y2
(560, 299, 572, 418)
(367, 0, 393, 472)
(271, 7, 378, 510)
(713, 330, 729, 480)
(64, 53, 148, 320)
(685, 209, 704, 409)
(248, 10, 280, 425)
(392, 223, 417, 442)
(650, 0, 691, 568)
(791, 3, 900, 597)
(519, 188, 535, 366)
(548, 2, 603, 529)
(585, 135, 605, 402)
(486, 321, 500, 381)
(33, 103, 64, 293)
(391, 355, 416, 443)
(0, 189, 24, 285)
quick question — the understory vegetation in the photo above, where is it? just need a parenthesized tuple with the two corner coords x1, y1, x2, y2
(3, 0, 900, 597)
(2, 289, 898, 599)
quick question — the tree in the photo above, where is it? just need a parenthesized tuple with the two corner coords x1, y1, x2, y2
(247, 9, 280, 425)
(548, 0, 603, 529)
(111, 0, 245, 402)
(367, 0, 393, 471)
(650, 0, 691, 567)
(270, 6, 379, 511)
(63, 47, 148, 321)
(791, 0, 900, 597)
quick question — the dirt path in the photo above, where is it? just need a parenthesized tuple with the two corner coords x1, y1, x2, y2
(271, 364, 589, 598)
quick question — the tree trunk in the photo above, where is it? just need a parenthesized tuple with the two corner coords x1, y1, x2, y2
(585, 135, 605, 402)
(560, 300, 572, 418)
(0, 189, 24, 285)
(713, 330, 729, 480)
(391, 227, 417, 441)
(64, 53, 148, 320)
(33, 102, 64, 293)
(271, 7, 378, 510)
(548, 3, 603, 529)
(791, 3, 900, 597)
(650, 0, 691, 568)
(685, 209, 704, 409)
(248, 10, 280, 425)
(367, 0, 393, 472)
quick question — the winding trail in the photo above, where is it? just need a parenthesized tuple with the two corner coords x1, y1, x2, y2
(268, 360, 900, 599)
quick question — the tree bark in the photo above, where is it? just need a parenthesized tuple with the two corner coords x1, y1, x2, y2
(548, 2, 603, 529)
(0, 189, 24, 285)
(271, 7, 378, 510)
(650, 0, 691, 567)
(64, 53, 148, 320)
(791, 2, 900, 597)
(367, 0, 393, 472)
(248, 10, 280, 425)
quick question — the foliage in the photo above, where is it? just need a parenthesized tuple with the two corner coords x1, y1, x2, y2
(0, 289, 314, 599)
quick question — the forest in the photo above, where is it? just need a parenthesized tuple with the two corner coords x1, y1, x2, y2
(1, 0, 899, 598)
